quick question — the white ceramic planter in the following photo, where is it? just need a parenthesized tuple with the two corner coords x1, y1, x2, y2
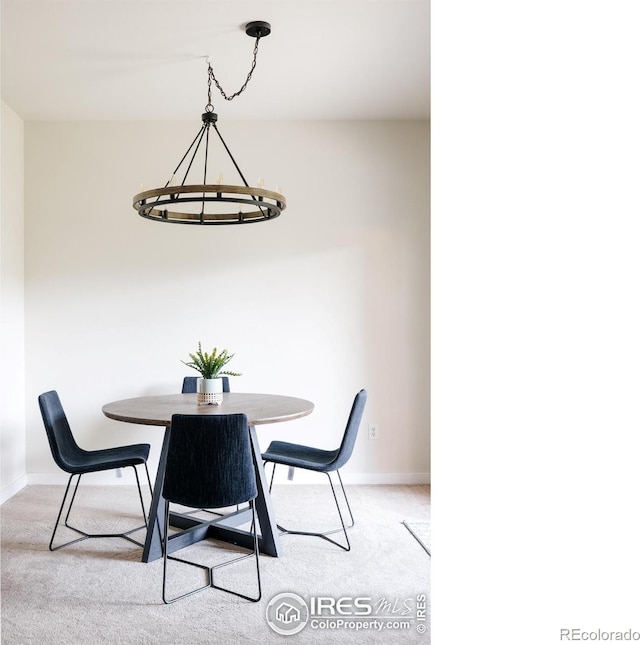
(197, 377, 224, 405)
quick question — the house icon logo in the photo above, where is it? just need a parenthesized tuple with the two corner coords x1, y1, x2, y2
(266, 593, 309, 635)
(276, 602, 301, 624)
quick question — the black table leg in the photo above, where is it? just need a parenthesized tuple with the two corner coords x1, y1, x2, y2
(142, 426, 171, 563)
(248, 424, 281, 557)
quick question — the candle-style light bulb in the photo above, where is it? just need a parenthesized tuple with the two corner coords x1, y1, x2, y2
(140, 182, 145, 192)
(257, 177, 264, 189)
(216, 173, 223, 184)
(275, 185, 282, 194)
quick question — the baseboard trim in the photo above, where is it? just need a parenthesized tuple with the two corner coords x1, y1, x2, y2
(0, 475, 28, 504)
(27, 470, 147, 486)
(266, 470, 430, 485)
(343, 472, 430, 485)
(25, 471, 430, 487)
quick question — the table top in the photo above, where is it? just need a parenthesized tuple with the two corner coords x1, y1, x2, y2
(102, 392, 314, 427)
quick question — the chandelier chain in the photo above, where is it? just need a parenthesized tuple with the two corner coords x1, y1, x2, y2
(206, 37, 261, 109)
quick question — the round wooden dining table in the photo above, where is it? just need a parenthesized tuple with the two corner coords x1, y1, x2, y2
(102, 392, 314, 562)
(103, 392, 314, 427)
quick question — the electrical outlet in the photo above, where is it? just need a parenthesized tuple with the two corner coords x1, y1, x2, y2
(368, 423, 379, 440)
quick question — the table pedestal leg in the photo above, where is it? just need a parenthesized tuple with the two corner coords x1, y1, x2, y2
(142, 427, 170, 563)
(249, 424, 281, 557)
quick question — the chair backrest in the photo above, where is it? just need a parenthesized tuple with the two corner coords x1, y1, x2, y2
(163, 414, 257, 509)
(331, 389, 368, 470)
(38, 390, 84, 473)
(181, 376, 230, 394)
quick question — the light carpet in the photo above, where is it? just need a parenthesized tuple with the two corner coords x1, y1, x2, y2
(1, 484, 430, 644)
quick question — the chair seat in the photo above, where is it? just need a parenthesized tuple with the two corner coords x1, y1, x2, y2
(65, 444, 150, 474)
(262, 441, 339, 472)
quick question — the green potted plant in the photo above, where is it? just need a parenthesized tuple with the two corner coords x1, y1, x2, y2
(181, 342, 241, 405)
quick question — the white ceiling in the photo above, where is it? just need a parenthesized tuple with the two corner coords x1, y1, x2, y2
(1, 0, 430, 121)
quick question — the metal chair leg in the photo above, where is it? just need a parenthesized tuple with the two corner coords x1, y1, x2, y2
(132, 462, 156, 524)
(50, 474, 89, 551)
(268, 462, 277, 494)
(162, 500, 262, 604)
(162, 500, 211, 604)
(211, 501, 262, 602)
(49, 464, 151, 551)
(334, 470, 355, 530)
(267, 464, 355, 551)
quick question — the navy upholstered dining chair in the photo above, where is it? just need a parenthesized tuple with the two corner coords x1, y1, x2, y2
(262, 389, 368, 551)
(38, 390, 153, 551)
(181, 375, 237, 516)
(181, 376, 230, 394)
(161, 413, 261, 604)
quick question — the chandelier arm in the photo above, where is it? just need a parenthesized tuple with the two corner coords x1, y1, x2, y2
(166, 125, 206, 187)
(140, 125, 206, 215)
(212, 124, 267, 219)
(180, 125, 208, 187)
(201, 126, 211, 222)
(203, 126, 211, 187)
(211, 124, 249, 187)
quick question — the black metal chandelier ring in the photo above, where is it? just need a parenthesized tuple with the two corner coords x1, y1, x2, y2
(133, 184, 286, 224)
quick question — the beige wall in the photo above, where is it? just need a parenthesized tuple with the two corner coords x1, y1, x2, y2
(1, 102, 26, 500)
(22, 119, 429, 485)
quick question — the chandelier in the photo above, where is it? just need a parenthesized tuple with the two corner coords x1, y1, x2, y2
(133, 21, 286, 225)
